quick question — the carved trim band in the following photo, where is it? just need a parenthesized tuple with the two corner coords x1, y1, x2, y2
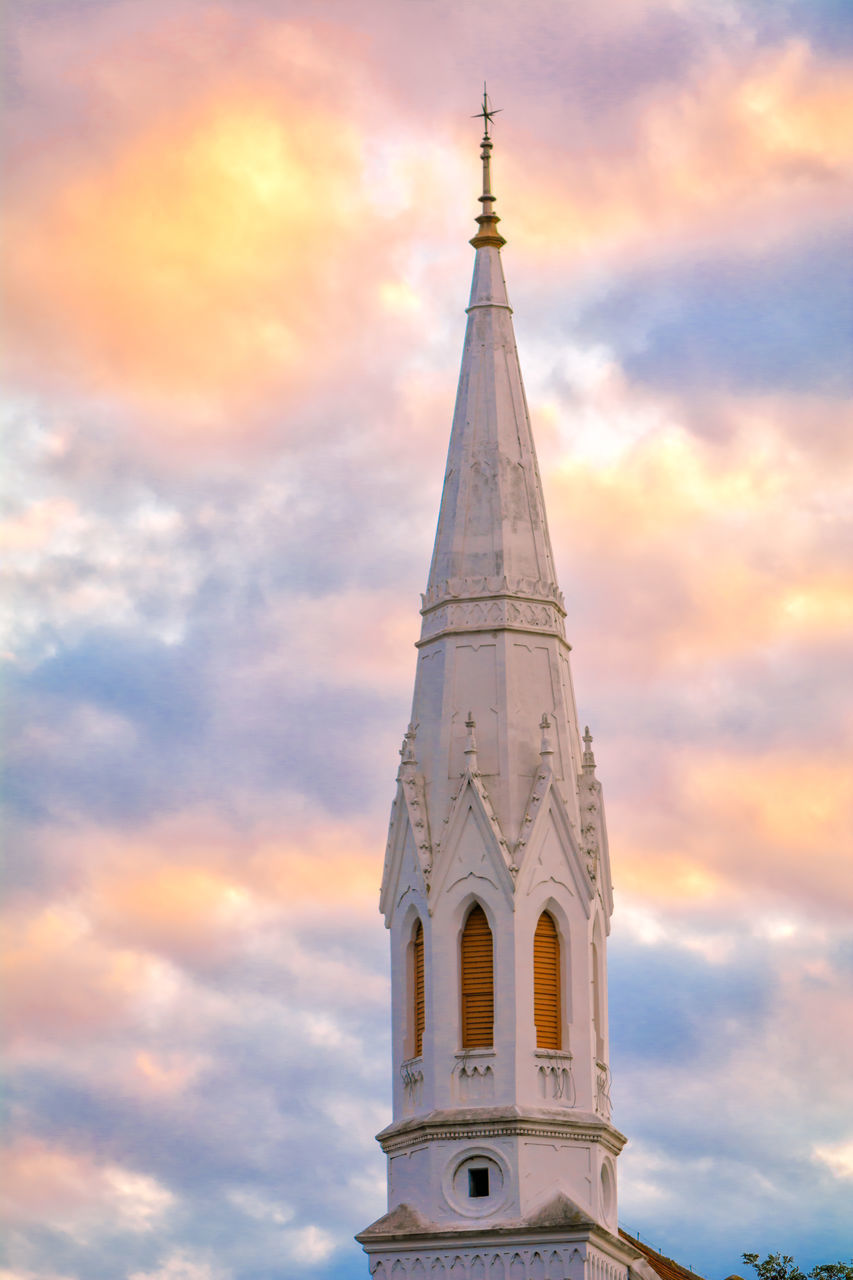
(422, 576, 566, 612)
(418, 596, 568, 643)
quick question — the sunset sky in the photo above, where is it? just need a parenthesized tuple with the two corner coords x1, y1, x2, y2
(3, 2, 852, 1278)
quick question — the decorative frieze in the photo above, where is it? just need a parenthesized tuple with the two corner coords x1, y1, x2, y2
(369, 1246, 630, 1280)
(369, 1246, 582, 1279)
(422, 576, 566, 613)
(419, 596, 567, 644)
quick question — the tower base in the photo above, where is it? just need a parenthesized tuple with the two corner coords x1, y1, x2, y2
(357, 1194, 661, 1280)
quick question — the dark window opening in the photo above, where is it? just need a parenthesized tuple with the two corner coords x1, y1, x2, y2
(468, 1167, 490, 1198)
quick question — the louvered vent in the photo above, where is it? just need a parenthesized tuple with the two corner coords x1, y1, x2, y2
(533, 911, 561, 1050)
(413, 919, 425, 1057)
(461, 904, 493, 1049)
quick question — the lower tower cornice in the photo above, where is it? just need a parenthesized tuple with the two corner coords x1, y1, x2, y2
(377, 1105, 627, 1158)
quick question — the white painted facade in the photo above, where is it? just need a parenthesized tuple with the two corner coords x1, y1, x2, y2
(359, 122, 654, 1280)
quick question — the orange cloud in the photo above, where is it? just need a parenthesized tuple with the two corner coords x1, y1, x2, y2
(2, 904, 177, 1044)
(508, 40, 853, 263)
(89, 862, 279, 964)
(544, 408, 852, 671)
(0, 499, 78, 554)
(612, 748, 853, 917)
(134, 1050, 206, 1096)
(1, 1136, 173, 1232)
(5, 95, 372, 421)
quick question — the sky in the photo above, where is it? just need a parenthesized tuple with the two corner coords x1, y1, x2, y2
(2, 2, 852, 1279)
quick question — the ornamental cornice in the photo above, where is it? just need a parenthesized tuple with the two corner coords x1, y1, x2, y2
(422, 576, 566, 613)
(418, 596, 567, 645)
(377, 1108, 627, 1158)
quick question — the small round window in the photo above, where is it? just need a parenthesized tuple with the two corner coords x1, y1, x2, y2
(445, 1151, 507, 1218)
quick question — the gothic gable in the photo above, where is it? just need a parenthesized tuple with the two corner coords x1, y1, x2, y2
(380, 781, 430, 925)
(432, 771, 515, 905)
(515, 782, 595, 913)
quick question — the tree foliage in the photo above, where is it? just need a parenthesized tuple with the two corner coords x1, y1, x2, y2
(742, 1254, 853, 1280)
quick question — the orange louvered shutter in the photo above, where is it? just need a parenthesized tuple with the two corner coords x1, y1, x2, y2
(413, 919, 425, 1057)
(461, 904, 493, 1048)
(533, 911, 561, 1050)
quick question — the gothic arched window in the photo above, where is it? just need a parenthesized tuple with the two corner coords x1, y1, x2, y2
(412, 918, 425, 1058)
(592, 917, 605, 1063)
(460, 904, 493, 1049)
(533, 911, 562, 1050)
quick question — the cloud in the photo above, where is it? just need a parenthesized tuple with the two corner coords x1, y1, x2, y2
(609, 939, 776, 1062)
(813, 1137, 853, 1180)
(3, 3, 852, 1279)
(2, 1137, 174, 1235)
(129, 1255, 228, 1280)
(580, 231, 853, 395)
(2, 904, 181, 1046)
(5, 92, 371, 420)
(507, 36, 853, 267)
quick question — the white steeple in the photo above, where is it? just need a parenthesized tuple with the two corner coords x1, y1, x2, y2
(360, 94, 651, 1280)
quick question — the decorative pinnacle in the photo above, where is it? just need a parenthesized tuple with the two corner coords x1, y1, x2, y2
(400, 721, 418, 765)
(470, 83, 506, 251)
(582, 725, 597, 773)
(539, 712, 555, 757)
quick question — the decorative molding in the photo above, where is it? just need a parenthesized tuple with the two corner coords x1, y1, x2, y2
(378, 1109, 626, 1158)
(418, 597, 567, 645)
(398, 723, 434, 887)
(515, 718, 553, 861)
(368, 1245, 628, 1280)
(453, 1050, 496, 1103)
(595, 1062, 612, 1121)
(579, 727, 603, 885)
(422, 575, 566, 613)
(533, 1051, 575, 1105)
(578, 782, 602, 885)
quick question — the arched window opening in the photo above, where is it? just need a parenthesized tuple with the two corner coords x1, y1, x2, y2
(460, 904, 493, 1049)
(533, 911, 561, 1050)
(592, 922, 605, 1062)
(412, 918, 425, 1058)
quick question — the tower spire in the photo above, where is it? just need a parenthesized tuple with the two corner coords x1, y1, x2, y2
(362, 101, 626, 1280)
(470, 84, 506, 250)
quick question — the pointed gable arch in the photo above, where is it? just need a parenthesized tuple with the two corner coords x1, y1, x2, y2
(514, 782, 595, 914)
(380, 786, 430, 926)
(432, 772, 515, 906)
(460, 902, 494, 1049)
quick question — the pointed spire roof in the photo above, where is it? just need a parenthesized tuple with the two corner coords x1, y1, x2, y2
(421, 104, 565, 641)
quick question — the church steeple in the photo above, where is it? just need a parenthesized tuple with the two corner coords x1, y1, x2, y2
(360, 105, 640, 1280)
(423, 115, 563, 641)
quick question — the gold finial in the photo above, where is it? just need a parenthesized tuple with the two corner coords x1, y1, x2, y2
(470, 82, 506, 250)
